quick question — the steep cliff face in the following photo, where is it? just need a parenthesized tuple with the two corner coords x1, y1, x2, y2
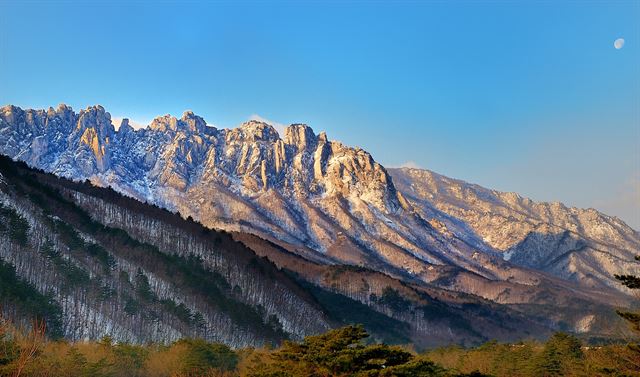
(0, 104, 636, 344)
(389, 168, 640, 293)
(0, 105, 488, 285)
(1, 155, 593, 349)
(1, 104, 637, 297)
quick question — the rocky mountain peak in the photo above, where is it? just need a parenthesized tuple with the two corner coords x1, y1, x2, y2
(0, 104, 21, 116)
(0, 105, 26, 125)
(149, 114, 180, 133)
(233, 120, 279, 142)
(73, 106, 115, 173)
(284, 123, 317, 150)
(147, 112, 209, 134)
(0, 103, 636, 299)
(56, 103, 73, 112)
(117, 118, 135, 134)
(76, 105, 115, 136)
(44, 104, 76, 127)
(180, 110, 208, 133)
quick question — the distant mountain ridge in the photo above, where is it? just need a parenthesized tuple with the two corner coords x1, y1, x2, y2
(389, 168, 640, 293)
(0, 154, 571, 347)
(0, 104, 637, 340)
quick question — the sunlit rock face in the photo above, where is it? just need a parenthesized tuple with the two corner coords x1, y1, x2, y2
(389, 168, 640, 292)
(0, 104, 638, 295)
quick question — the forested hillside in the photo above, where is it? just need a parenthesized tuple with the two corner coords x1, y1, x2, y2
(0, 154, 632, 348)
(0, 105, 635, 346)
(0, 154, 330, 346)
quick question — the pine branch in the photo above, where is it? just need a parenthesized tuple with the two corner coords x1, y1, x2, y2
(615, 274, 640, 290)
(617, 310, 640, 333)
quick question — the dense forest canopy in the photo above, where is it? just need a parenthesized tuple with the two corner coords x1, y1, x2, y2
(0, 151, 637, 376)
(0, 321, 636, 377)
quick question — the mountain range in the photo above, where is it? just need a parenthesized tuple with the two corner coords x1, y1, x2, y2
(0, 104, 637, 347)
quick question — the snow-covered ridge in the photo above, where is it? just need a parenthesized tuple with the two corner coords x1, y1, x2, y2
(1, 104, 638, 294)
(389, 167, 640, 292)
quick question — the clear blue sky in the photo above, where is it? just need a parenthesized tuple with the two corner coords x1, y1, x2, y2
(1, 1, 639, 228)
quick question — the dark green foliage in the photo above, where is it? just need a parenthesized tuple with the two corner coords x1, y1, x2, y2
(0, 203, 30, 245)
(86, 243, 117, 274)
(0, 155, 285, 340)
(52, 219, 85, 250)
(40, 240, 91, 289)
(616, 310, 640, 332)
(61, 347, 89, 377)
(300, 280, 411, 344)
(0, 315, 637, 377)
(374, 287, 478, 341)
(52, 220, 116, 274)
(87, 216, 276, 334)
(40, 239, 61, 259)
(134, 268, 155, 302)
(613, 255, 640, 359)
(192, 312, 206, 329)
(112, 344, 149, 375)
(530, 333, 583, 377)
(0, 329, 18, 366)
(249, 325, 448, 377)
(614, 274, 640, 289)
(160, 298, 196, 325)
(58, 260, 91, 286)
(98, 284, 116, 301)
(176, 339, 238, 375)
(385, 359, 452, 377)
(123, 294, 140, 316)
(423, 302, 457, 321)
(0, 259, 63, 338)
(374, 287, 413, 312)
(118, 270, 131, 286)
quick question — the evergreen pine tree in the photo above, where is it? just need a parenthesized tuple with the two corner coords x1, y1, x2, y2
(614, 255, 640, 352)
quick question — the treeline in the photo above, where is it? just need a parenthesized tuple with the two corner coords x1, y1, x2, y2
(0, 321, 636, 377)
(0, 260, 63, 339)
(425, 333, 636, 376)
(0, 153, 329, 345)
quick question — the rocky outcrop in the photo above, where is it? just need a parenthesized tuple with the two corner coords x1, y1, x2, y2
(6, 154, 605, 348)
(389, 168, 640, 292)
(0, 104, 638, 298)
(0, 105, 460, 282)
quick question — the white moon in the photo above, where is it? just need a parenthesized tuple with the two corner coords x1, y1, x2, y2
(614, 38, 625, 49)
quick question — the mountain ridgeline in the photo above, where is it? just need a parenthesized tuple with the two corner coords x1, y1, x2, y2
(0, 153, 551, 348)
(0, 104, 638, 346)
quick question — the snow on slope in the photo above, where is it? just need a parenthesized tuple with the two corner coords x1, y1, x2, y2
(1, 104, 638, 295)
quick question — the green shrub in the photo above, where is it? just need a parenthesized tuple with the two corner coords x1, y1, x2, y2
(374, 287, 412, 312)
(0, 204, 30, 246)
(0, 259, 63, 338)
(176, 339, 238, 375)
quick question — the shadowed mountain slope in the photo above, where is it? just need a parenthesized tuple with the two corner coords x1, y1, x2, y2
(0, 104, 636, 346)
